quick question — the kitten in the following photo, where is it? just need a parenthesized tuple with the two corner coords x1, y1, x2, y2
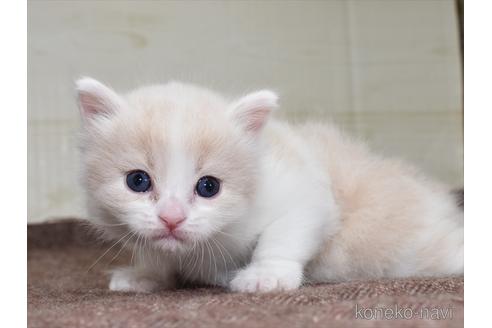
(76, 77, 463, 293)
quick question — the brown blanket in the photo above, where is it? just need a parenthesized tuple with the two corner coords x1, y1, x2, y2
(27, 221, 463, 328)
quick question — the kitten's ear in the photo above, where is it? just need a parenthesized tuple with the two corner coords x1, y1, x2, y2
(75, 77, 124, 122)
(229, 90, 278, 134)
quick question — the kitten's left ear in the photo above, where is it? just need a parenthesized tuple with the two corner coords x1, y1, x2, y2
(229, 90, 278, 134)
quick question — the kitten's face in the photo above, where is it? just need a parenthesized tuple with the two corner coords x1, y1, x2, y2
(77, 79, 277, 252)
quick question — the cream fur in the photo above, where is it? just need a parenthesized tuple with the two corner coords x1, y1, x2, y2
(76, 78, 463, 293)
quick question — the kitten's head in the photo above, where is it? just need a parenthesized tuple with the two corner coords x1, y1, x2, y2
(76, 78, 277, 252)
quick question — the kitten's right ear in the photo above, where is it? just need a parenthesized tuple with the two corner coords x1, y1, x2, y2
(75, 77, 123, 122)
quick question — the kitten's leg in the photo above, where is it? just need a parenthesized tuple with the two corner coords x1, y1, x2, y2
(109, 267, 161, 293)
(109, 254, 176, 293)
(230, 205, 338, 293)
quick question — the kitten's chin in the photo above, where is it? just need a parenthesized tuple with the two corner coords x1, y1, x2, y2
(151, 237, 184, 252)
(151, 229, 213, 253)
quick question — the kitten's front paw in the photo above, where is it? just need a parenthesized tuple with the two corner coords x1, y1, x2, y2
(109, 267, 160, 293)
(229, 261, 303, 293)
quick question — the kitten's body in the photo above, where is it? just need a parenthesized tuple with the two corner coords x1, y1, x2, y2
(77, 78, 463, 293)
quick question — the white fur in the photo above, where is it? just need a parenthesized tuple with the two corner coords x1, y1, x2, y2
(76, 78, 463, 293)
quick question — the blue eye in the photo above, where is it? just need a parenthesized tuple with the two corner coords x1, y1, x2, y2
(126, 170, 152, 192)
(196, 176, 220, 198)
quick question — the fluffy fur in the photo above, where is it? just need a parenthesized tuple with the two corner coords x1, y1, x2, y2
(76, 78, 463, 293)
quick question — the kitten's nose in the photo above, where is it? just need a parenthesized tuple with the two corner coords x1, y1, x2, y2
(158, 200, 186, 231)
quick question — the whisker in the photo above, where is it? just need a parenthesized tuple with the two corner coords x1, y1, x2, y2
(95, 222, 129, 227)
(206, 226, 251, 243)
(204, 240, 214, 284)
(199, 241, 205, 281)
(184, 240, 199, 284)
(177, 250, 183, 273)
(143, 236, 148, 265)
(213, 237, 240, 272)
(210, 237, 228, 281)
(131, 233, 141, 266)
(86, 230, 132, 272)
(109, 232, 136, 265)
(138, 234, 144, 266)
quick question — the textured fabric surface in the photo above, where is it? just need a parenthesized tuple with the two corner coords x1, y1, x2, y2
(28, 221, 463, 328)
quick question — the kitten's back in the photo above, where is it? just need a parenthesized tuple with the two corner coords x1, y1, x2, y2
(294, 122, 463, 281)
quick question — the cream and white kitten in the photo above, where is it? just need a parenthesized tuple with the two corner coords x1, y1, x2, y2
(76, 77, 463, 293)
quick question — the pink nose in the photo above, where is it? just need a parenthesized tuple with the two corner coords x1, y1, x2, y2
(158, 200, 186, 231)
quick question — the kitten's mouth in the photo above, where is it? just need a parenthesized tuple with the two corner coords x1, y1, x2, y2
(151, 232, 185, 243)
